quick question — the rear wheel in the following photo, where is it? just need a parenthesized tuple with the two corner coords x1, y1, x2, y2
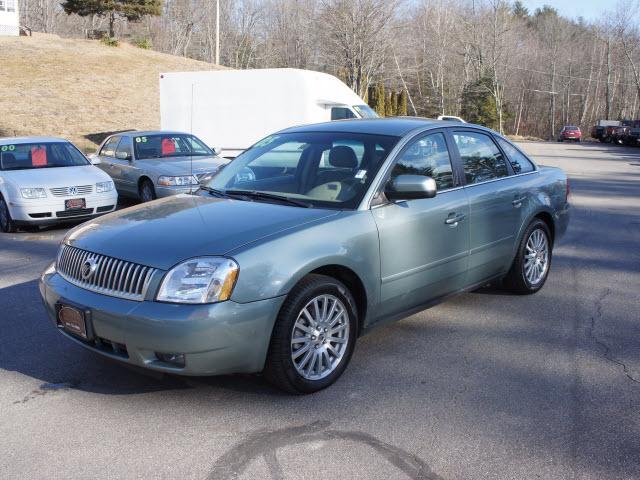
(264, 274, 358, 394)
(504, 219, 552, 294)
(139, 179, 156, 202)
(0, 196, 17, 233)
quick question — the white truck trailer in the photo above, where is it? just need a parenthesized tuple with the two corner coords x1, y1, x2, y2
(159, 68, 377, 157)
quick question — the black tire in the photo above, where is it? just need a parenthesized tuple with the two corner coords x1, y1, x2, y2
(264, 274, 358, 394)
(139, 179, 156, 202)
(503, 219, 552, 295)
(0, 195, 17, 233)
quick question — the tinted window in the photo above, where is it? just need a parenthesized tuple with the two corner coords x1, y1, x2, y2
(496, 137, 535, 174)
(0, 142, 89, 170)
(100, 136, 120, 158)
(116, 136, 133, 160)
(207, 132, 399, 209)
(391, 132, 454, 191)
(453, 131, 509, 184)
(331, 107, 356, 120)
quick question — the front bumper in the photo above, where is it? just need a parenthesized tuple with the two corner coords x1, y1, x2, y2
(40, 269, 285, 376)
(155, 185, 196, 198)
(9, 192, 118, 224)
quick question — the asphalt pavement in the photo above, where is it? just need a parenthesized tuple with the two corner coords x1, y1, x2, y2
(0, 141, 638, 480)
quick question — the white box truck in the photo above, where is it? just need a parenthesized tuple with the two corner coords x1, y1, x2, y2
(159, 68, 377, 157)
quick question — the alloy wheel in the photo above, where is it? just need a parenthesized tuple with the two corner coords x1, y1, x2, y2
(290, 294, 350, 381)
(523, 228, 549, 285)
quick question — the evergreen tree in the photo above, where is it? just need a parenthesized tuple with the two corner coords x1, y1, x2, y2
(63, 0, 162, 38)
(376, 83, 386, 117)
(460, 76, 498, 128)
(398, 89, 408, 116)
(512, 1, 529, 20)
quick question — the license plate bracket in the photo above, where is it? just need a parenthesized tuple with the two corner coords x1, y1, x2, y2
(65, 198, 86, 210)
(55, 301, 94, 340)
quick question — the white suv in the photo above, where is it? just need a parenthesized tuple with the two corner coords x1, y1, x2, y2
(0, 137, 118, 232)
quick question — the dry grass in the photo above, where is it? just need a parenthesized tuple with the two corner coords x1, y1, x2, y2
(0, 33, 224, 152)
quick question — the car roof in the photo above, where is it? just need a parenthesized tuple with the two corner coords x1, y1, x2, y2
(0, 136, 69, 145)
(118, 130, 192, 137)
(278, 117, 492, 137)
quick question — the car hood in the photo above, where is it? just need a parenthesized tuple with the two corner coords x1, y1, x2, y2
(64, 195, 339, 270)
(137, 156, 227, 176)
(2, 165, 111, 187)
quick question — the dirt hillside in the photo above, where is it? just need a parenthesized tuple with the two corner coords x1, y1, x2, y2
(0, 34, 224, 152)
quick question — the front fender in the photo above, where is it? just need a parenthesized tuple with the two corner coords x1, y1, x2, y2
(228, 211, 381, 324)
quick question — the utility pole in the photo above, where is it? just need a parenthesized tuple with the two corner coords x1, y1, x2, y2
(215, 0, 220, 65)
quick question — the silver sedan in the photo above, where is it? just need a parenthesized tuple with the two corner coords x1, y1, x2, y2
(91, 131, 228, 202)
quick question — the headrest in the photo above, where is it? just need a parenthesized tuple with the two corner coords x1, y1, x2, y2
(1, 153, 18, 169)
(328, 145, 358, 169)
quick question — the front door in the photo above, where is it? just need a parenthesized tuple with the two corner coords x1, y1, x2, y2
(372, 131, 470, 319)
(451, 130, 522, 285)
(97, 136, 122, 189)
(113, 136, 138, 195)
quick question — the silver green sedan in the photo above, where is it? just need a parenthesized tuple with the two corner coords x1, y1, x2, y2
(39, 118, 570, 394)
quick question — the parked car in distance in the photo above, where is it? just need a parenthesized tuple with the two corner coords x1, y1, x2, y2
(624, 127, 640, 146)
(558, 125, 582, 142)
(590, 120, 620, 142)
(40, 118, 570, 394)
(611, 126, 629, 145)
(437, 115, 466, 123)
(91, 131, 227, 202)
(0, 137, 117, 233)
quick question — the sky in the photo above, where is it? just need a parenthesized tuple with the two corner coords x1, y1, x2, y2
(521, 0, 609, 22)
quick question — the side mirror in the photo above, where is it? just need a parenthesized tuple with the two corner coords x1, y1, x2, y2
(115, 151, 131, 161)
(87, 154, 101, 165)
(385, 174, 437, 201)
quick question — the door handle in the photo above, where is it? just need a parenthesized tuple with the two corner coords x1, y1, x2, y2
(445, 213, 466, 226)
(512, 196, 526, 207)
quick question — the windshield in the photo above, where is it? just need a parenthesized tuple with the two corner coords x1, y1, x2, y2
(0, 142, 89, 171)
(204, 131, 400, 209)
(133, 134, 213, 160)
(352, 105, 379, 119)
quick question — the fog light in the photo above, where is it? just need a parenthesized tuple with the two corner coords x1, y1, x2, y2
(155, 352, 185, 367)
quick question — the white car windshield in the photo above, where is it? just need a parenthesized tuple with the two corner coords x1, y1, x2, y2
(0, 142, 89, 171)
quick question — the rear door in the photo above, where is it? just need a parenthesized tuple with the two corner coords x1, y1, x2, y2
(451, 129, 522, 285)
(372, 130, 470, 319)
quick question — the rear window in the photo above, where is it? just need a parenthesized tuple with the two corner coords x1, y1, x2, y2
(0, 142, 89, 170)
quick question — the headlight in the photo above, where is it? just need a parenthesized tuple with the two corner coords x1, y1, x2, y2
(157, 257, 239, 304)
(20, 188, 47, 199)
(96, 181, 114, 193)
(157, 175, 199, 187)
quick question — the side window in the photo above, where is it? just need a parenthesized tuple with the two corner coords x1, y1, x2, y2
(331, 107, 356, 120)
(251, 141, 306, 170)
(100, 136, 120, 158)
(496, 137, 534, 174)
(453, 131, 508, 184)
(390, 132, 454, 191)
(116, 137, 133, 160)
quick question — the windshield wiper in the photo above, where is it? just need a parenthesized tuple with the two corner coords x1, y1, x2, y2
(225, 189, 312, 208)
(199, 186, 234, 198)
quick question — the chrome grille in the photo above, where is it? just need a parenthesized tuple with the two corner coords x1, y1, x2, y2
(50, 185, 93, 197)
(56, 245, 157, 301)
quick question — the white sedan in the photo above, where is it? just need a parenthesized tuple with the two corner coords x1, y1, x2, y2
(0, 137, 118, 233)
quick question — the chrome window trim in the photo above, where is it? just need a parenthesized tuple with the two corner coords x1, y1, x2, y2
(461, 170, 540, 190)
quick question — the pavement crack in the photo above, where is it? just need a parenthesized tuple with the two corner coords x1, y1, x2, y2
(586, 288, 640, 384)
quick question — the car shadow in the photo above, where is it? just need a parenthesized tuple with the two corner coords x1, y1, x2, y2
(0, 278, 281, 397)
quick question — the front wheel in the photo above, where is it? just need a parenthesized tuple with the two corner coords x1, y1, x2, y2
(503, 219, 552, 294)
(139, 179, 156, 202)
(0, 196, 17, 233)
(264, 274, 358, 394)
